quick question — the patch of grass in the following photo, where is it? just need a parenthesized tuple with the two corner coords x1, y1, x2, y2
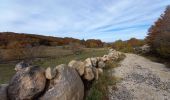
(33, 48, 108, 68)
(86, 55, 125, 100)
(0, 48, 107, 84)
(0, 64, 15, 84)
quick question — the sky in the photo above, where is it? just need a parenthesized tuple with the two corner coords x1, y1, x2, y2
(0, 0, 170, 42)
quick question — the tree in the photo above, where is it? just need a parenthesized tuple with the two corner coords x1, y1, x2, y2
(146, 5, 170, 58)
(85, 39, 103, 48)
(112, 40, 133, 53)
(127, 38, 144, 47)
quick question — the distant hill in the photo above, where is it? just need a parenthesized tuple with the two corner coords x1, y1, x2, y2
(0, 32, 103, 49)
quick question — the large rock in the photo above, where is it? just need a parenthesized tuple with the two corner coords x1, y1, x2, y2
(15, 61, 31, 71)
(98, 60, 105, 68)
(134, 44, 150, 54)
(68, 60, 85, 76)
(98, 68, 103, 75)
(141, 44, 150, 53)
(96, 57, 102, 61)
(45, 67, 57, 79)
(102, 55, 109, 62)
(83, 67, 94, 81)
(0, 84, 8, 100)
(40, 64, 84, 100)
(84, 58, 93, 68)
(108, 50, 121, 60)
(68, 60, 77, 67)
(90, 58, 98, 67)
(92, 67, 99, 80)
(7, 66, 46, 100)
(109, 49, 115, 53)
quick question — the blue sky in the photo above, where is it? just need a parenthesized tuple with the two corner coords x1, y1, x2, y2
(0, 0, 170, 42)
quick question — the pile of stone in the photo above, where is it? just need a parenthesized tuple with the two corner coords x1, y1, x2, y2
(0, 49, 124, 100)
(134, 44, 150, 54)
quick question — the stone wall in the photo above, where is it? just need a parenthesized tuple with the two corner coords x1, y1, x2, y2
(0, 49, 124, 100)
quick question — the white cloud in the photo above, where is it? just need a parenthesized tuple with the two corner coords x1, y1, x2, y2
(0, 0, 170, 42)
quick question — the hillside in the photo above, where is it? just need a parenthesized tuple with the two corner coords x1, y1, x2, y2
(0, 32, 103, 49)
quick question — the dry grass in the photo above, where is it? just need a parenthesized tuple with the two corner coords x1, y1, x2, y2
(86, 54, 125, 100)
(0, 47, 107, 84)
(0, 64, 16, 84)
(0, 46, 73, 61)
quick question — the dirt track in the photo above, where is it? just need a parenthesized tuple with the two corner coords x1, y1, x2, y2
(109, 53, 170, 100)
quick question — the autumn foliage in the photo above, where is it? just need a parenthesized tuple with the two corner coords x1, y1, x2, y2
(0, 32, 104, 49)
(85, 39, 103, 48)
(111, 38, 145, 53)
(146, 5, 170, 58)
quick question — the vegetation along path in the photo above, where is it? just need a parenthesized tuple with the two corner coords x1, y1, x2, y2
(109, 53, 170, 100)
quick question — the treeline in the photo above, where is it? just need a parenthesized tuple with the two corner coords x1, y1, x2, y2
(110, 38, 145, 53)
(146, 5, 170, 58)
(0, 32, 103, 49)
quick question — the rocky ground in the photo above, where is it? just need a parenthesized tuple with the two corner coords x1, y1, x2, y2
(109, 53, 170, 100)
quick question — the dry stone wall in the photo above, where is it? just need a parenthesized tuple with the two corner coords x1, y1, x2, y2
(0, 49, 124, 100)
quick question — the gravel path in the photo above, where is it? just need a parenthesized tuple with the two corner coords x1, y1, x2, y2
(109, 53, 170, 100)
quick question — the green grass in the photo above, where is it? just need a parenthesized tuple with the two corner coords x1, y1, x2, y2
(0, 64, 15, 84)
(86, 54, 125, 100)
(34, 48, 108, 68)
(0, 48, 107, 84)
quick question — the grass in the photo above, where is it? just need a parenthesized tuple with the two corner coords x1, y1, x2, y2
(0, 64, 16, 84)
(33, 48, 107, 68)
(0, 47, 107, 84)
(0, 46, 73, 61)
(86, 54, 125, 100)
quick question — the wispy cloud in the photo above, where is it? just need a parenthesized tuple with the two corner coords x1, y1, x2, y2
(0, 0, 170, 42)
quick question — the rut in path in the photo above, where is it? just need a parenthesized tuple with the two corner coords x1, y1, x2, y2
(109, 53, 170, 100)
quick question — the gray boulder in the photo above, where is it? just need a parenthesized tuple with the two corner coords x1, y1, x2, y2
(15, 61, 31, 71)
(0, 84, 8, 100)
(7, 66, 46, 100)
(98, 60, 105, 68)
(40, 64, 84, 100)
